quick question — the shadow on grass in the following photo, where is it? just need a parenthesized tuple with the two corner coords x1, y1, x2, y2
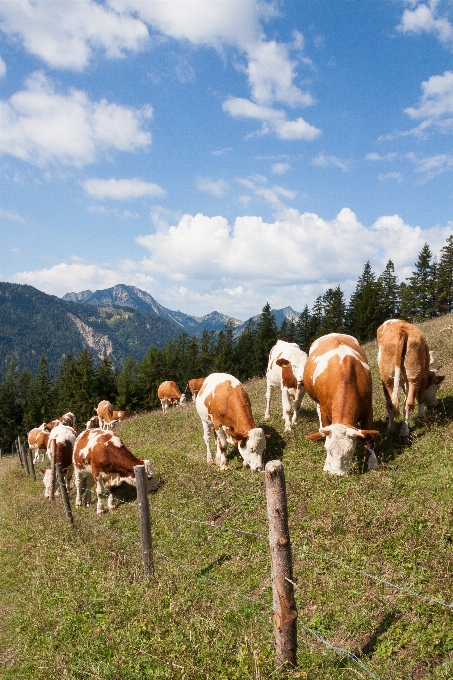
(198, 553, 231, 576)
(359, 610, 402, 657)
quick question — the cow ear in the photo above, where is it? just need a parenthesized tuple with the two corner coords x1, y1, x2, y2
(436, 375, 445, 384)
(357, 429, 380, 440)
(275, 357, 290, 367)
(306, 432, 326, 442)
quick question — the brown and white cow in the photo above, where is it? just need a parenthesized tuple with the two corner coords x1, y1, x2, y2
(196, 373, 268, 471)
(377, 319, 445, 439)
(187, 377, 206, 401)
(304, 333, 379, 475)
(73, 429, 159, 514)
(95, 400, 118, 430)
(33, 430, 50, 463)
(44, 412, 76, 431)
(112, 410, 127, 422)
(157, 381, 186, 413)
(28, 424, 49, 463)
(86, 415, 100, 429)
(264, 340, 308, 431)
(42, 423, 77, 496)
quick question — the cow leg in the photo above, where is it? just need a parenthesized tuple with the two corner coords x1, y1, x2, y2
(292, 385, 306, 426)
(215, 428, 228, 471)
(202, 420, 213, 464)
(281, 388, 292, 431)
(366, 444, 379, 470)
(75, 469, 83, 508)
(264, 379, 272, 420)
(95, 476, 106, 514)
(84, 474, 93, 506)
(107, 486, 115, 512)
(381, 381, 396, 433)
(32, 446, 38, 463)
(65, 464, 73, 492)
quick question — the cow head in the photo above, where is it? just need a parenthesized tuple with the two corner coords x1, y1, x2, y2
(143, 459, 159, 491)
(238, 427, 267, 472)
(306, 424, 379, 475)
(179, 393, 187, 404)
(424, 371, 445, 407)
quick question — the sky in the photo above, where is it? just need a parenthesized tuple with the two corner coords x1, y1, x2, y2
(1, 0, 452, 320)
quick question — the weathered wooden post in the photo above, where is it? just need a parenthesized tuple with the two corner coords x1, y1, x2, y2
(265, 459, 298, 671)
(49, 438, 56, 501)
(134, 464, 154, 578)
(18, 437, 30, 476)
(56, 463, 74, 525)
(27, 447, 36, 482)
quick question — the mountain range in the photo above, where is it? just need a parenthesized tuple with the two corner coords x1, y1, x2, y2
(0, 282, 299, 378)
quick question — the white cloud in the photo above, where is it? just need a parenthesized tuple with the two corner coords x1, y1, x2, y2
(272, 162, 290, 175)
(223, 97, 321, 140)
(0, 55, 6, 77)
(407, 151, 453, 179)
(405, 70, 453, 122)
(83, 177, 164, 200)
(0, 208, 25, 222)
(0, 0, 149, 70)
(236, 176, 296, 208)
(0, 72, 152, 166)
(398, 2, 453, 45)
(12, 261, 155, 297)
(378, 172, 404, 182)
(312, 153, 349, 171)
(135, 208, 450, 287)
(365, 152, 397, 161)
(87, 205, 140, 218)
(196, 177, 229, 197)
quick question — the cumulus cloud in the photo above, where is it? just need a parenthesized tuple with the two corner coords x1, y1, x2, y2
(0, 0, 149, 70)
(83, 177, 164, 200)
(312, 153, 349, 171)
(223, 97, 321, 140)
(135, 208, 450, 287)
(13, 261, 155, 297)
(196, 177, 229, 197)
(398, 2, 453, 45)
(0, 55, 6, 77)
(407, 151, 453, 179)
(0, 72, 152, 166)
(272, 162, 290, 175)
(405, 70, 453, 123)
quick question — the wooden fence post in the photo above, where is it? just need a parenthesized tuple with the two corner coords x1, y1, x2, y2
(134, 464, 154, 578)
(27, 447, 36, 482)
(56, 463, 74, 525)
(49, 438, 56, 501)
(265, 459, 298, 671)
(18, 437, 30, 476)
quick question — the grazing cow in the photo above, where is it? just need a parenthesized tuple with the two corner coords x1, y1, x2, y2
(264, 340, 308, 431)
(196, 373, 268, 471)
(33, 430, 50, 463)
(157, 381, 186, 413)
(95, 400, 118, 430)
(112, 410, 127, 422)
(73, 429, 159, 514)
(86, 415, 100, 429)
(44, 423, 77, 495)
(377, 319, 445, 439)
(304, 333, 379, 475)
(28, 424, 48, 462)
(187, 378, 206, 401)
(44, 412, 76, 431)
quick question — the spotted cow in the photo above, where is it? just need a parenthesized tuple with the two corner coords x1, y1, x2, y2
(264, 340, 308, 431)
(377, 319, 445, 439)
(187, 378, 206, 401)
(73, 429, 159, 514)
(196, 373, 268, 471)
(95, 400, 118, 430)
(304, 333, 379, 475)
(42, 423, 77, 496)
(157, 381, 186, 413)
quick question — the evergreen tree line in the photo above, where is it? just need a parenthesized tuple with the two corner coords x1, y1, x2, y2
(0, 236, 451, 451)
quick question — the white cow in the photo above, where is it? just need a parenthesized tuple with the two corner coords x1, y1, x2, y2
(264, 340, 308, 431)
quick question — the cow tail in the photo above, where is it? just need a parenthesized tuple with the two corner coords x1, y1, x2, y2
(391, 328, 407, 417)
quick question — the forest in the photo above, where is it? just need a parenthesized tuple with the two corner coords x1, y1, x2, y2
(0, 236, 452, 450)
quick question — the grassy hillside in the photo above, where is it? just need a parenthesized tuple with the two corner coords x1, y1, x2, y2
(1, 315, 452, 679)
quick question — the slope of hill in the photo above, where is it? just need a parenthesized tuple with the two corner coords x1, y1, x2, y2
(1, 316, 452, 678)
(0, 283, 182, 377)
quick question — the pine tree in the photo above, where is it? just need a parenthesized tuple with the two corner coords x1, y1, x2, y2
(198, 329, 216, 377)
(345, 262, 379, 342)
(136, 346, 165, 410)
(19, 368, 35, 433)
(0, 362, 23, 450)
(437, 234, 453, 316)
(117, 355, 140, 412)
(255, 303, 278, 375)
(96, 355, 118, 404)
(308, 295, 323, 345)
(376, 260, 400, 324)
(213, 319, 236, 374)
(72, 348, 97, 424)
(234, 319, 257, 381)
(27, 356, 54, 426)
(53, 354, 77, 416)
(404, 243, 437, 320)
(318, 286, 346, 335)
(294, 306, 311, 351)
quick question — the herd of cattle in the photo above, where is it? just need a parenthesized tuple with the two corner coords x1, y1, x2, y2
(26, 319, 445, 512)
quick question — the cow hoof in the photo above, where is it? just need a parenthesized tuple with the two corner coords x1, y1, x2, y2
(264, 414, 270, 420)
(284, 425, 292, 432)
(219, 464, 228, 471)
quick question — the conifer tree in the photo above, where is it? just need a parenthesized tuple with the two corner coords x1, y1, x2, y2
(404, 243, 437, 320)
(26, 356, 54, 426)
(198, 329, 216, 377)
(19, 368, 35, 433)
(0, 362, 23, 449)
(52, 354, 77, 417)
(96, 355, 118, 404)
(72, 348, 97, 423)
(294, 305, 311, 351)
(308, 295, 323, 345)
(437, 234, 453, 316)
(345, 262, 379, 342)
(376, 260, 400, 324)
(255, 302, 278, 375)
(213, 319, 236, 374)
(318, 286, 346, 335)
(234, 319, 257, 380)
(117, 356, 140, 412)
(136, 346, 165, 410)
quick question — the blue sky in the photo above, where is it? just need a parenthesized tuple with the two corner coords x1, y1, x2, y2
(1, 0, 452, 319)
